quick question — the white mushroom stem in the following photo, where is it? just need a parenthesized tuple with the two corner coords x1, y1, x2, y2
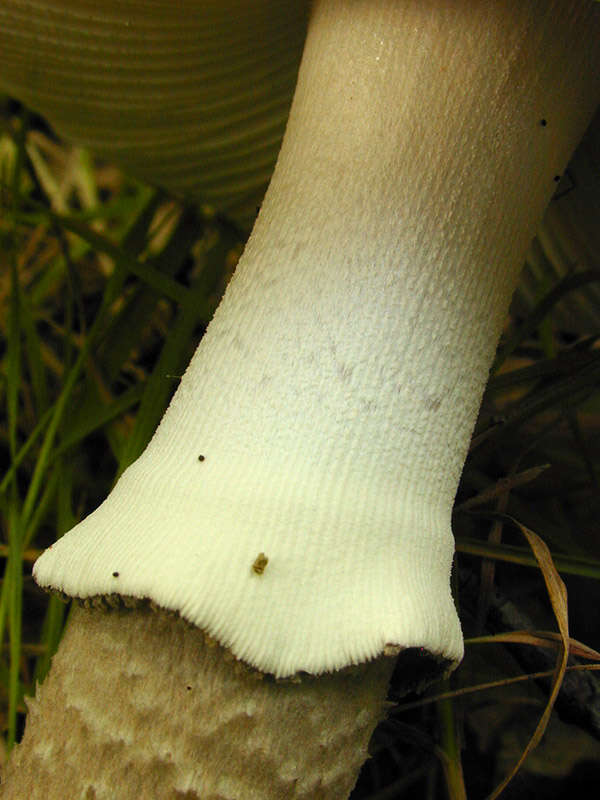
(3, 0, 600, 797)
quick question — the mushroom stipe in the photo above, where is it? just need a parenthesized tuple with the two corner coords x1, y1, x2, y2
(4, 1, 597, 796)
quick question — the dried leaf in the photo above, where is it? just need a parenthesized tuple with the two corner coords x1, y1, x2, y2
(486, 520, 569, 800)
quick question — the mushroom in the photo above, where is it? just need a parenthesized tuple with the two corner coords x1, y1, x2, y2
(2, 0, 600, 797)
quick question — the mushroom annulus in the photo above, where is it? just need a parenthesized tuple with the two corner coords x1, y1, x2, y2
(1, 0, 599, 797)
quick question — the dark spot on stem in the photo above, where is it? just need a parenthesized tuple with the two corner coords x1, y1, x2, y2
(112, 571, 120, 578)
(554, 175, 561, 183)
(198, 454, 205, 462)
(540, 118, 547, 127)
(252, 553, 269, 575)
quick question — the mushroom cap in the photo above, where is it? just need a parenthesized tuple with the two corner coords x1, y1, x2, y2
(0, 0, 309, 227)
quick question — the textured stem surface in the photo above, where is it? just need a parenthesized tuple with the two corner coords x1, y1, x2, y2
(2, 1, 600, 797)
(1, 605, 395, 800)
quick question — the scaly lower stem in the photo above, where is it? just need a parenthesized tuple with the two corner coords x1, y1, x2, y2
(1, 605, 395, 800)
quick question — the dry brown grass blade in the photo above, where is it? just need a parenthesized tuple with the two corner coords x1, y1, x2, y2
(486, 519, 569, 800)
(454, 464, 550, 512)
(395, 663, 600, 714)
(467, 629, 600, 661)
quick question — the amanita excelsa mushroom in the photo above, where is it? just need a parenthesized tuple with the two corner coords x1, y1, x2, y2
(2, 0, 600, 797)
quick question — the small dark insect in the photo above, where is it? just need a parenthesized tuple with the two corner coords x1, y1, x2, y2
(540, 118, 548, 127)
(553, 175, 561, 183)
(186, 685, 192, 691)
(252, 553, 269, 575)
(198, 454, 205, 462)
(112, 571, 120, 578)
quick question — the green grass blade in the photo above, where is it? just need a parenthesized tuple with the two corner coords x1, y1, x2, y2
(456, 534, 600, 579)
(492, 270, 600, 373)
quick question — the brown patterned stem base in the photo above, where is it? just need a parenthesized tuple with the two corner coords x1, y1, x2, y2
(1, 605, 395, 799)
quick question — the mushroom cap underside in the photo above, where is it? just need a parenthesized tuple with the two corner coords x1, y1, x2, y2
(0, 0, 310, 228)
